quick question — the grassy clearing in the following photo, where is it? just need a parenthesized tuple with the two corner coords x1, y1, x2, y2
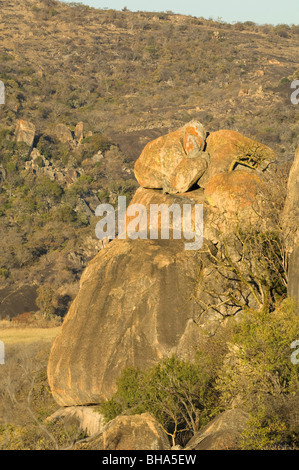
(0, 326, 61, 345)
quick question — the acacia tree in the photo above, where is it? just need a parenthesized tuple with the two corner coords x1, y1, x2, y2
(195, 224, 288, 322)
(194, 162, 290, 322)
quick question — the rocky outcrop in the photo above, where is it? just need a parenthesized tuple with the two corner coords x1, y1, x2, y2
(134, 122, 275, 196)
(15, 119, 35, 148)
(24, 148, 82, 185)
(134, 121, 208, 194)
(47, 121, 279, 407)
(200, 129, 275, 187)
(47, 238, 204, 406)
(73, 413, 170, 450)
(185, 409, 249, 450)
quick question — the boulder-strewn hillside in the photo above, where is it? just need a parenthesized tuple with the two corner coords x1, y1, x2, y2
(0, 0, 298, 321)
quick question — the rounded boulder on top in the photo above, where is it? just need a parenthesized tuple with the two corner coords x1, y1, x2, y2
(134, 120, 209, 194)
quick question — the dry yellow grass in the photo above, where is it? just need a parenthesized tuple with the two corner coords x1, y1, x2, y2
(0, 326, 61, 345)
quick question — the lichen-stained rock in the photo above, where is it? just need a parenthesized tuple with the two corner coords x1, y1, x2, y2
(47, 238, 203, 406)
(15, 119, 36, 148)
(134, 121, 208, 194)
(73, 413, 171, 450)
(199, 129, 275, 187)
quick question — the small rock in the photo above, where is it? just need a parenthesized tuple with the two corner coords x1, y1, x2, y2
(15, 119, 35, 148)
(46, 406, 105, 437)
(54, 123, 73, 144)
(75, 121, 84, 144)
(185, 409, 249, 450)
(92, 151, 103, 163)
(73, 413, 171, 450)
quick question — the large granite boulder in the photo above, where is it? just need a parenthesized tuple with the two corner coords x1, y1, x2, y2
(73, 413, 171, 450)
(134, 120, 208, 194)
(199, 129, 275, 187)
(185, 409, 249, 450)
(47, 238, 204, 406)
(204, 170, 267, 227)
(48, 164, 277, 406)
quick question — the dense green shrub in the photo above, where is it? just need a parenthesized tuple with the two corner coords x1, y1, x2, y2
(240, 407, 291, 450)
(99, 355, 219, 446)
(35, 285, 56, 317)
(99, 299, 298, 449)
(81, 134, 112, 159)
(216, 299, 299, 409)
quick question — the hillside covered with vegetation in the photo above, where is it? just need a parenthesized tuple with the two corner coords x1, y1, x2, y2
(0, 0, 298, 320)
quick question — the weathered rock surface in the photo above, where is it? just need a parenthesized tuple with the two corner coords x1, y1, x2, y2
(47, 238, 203, 406)
(185, 409, 249, 450)
(134, 120, 208, 194)
(126, 186, 205, 240)
(204, 170, 267, 226)
(46, 406, 105, 437)
(73, 413, 170, 450)
(15, 119, 35, 148)
(199, 129, 275, 187)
